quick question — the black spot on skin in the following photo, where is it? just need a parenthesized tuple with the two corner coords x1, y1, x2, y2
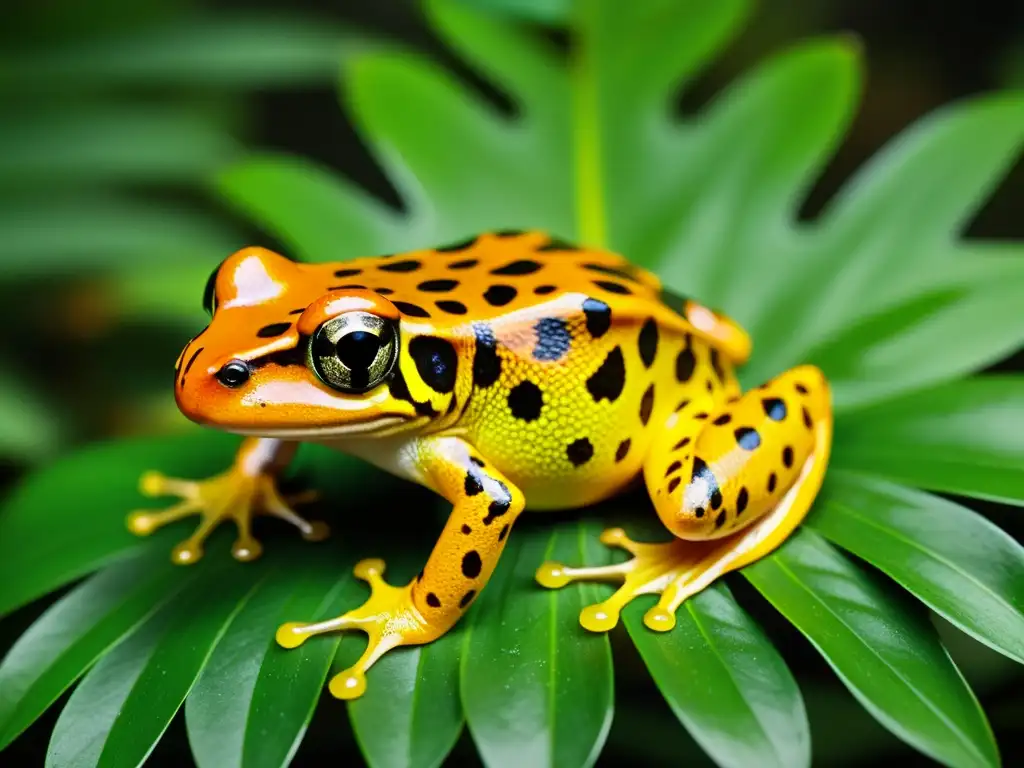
(615, 439, 631, 462)
(638, 318, 658, 369)
(465, 472, 483, 496)
(594, 279, 631, 295)
(668, 477, 681, 494)
(665, 460, 682, 477)
(470, 457, 485, 467)
(706, 379, 715, 393)
(257, 322, 291, 338)
(496, 229, 524, 237)
(460, 590, 477, 608)
(728, 395, 740, 404)
(461, 524, 472, 535)
(673, 436, 691, 450)
(491, 260, 543, 276)
(334, 268, 362, 277)
(694, 412, 708, 420)
(640, 384, 655, 425)
(691, 457, 722, 511)
(566, 438, 594, 467)
(582, 298, 612, 338)
(388, 370, 438, 417)
(472, 323, 502, 388)
(783, 446, 794, 468)
(508, 380, 543, 421)
(379, 259, 422, 273)
(734, 427, 761, 451)
(675, 398, 691, 412)
(586, 347, 626, 402)
(533, 318, 571, 362)
(709, 348, 727, 383)
(484, 285, 517, 306)
(327, 284, 368, 291)
(426, 593, 441, 608)
(803, 406, 813, 429)
(737, 487, 749, 515)
(409, 336, 457, 393)
(795, 383, 809, 394)
(288, 308, 305, 315)
(583, 263, 638, 282)
(462, 551, 482, 579)
(675, 346, 696, 382)
(182, 346, 203, 378)
(534, 285, 557, 295)
(715, 511, 727, 528)
(483, 481, 512, 525)
(694, 507, 705, 518)
(763, 398, 787, 421)
(418, 279, 459, 292)
(375, 287, 394, 295)
(537, 237, 579, 251)
(448, 259, 478, 270)
(498, 523, 510, 541)
(436, 300, 468, 315)
(394, 301, 431, 318)
(713, 414, 732, 426)
(768, 473, 777, 493)
(437, 236, 477, 252)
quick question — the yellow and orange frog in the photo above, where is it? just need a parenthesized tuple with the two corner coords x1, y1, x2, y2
(129, 230, 832, 699)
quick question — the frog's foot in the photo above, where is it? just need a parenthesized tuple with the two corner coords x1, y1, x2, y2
(276, 559, 440, 700)
(127, 469, 328, 565)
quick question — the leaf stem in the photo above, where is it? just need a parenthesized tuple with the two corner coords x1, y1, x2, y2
(571, 0, 607, 247)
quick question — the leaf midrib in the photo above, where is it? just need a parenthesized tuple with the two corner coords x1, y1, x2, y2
(770, 557, 989, 766)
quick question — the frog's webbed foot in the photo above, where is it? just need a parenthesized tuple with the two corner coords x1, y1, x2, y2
(127, 468, 328, 565)
(276, 559, 438, 700)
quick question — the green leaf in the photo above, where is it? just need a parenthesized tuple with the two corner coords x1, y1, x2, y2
(807, 472, 1024, 664)
(0, 553, 188, 750)
(0, 369, 62, 462)
(833, 376, 1024, 506)
(45, 561, 257, 768)
(0, 198, 241, 279)
(461, 521, 613, 768)
(186, 564, 364, 768)
(745, 530, 999, 768)
(2, 15, 373, 90)
(0, 430, 238, 618)
(0, 106, 239, 187)
(624, 583, 810, 768)
(454, 0, 570, 23)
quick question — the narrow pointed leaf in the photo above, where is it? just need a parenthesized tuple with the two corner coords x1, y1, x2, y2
(0, 553, 189, 750)
(624, 583, 810, 768)
(833, 376, 1024, 506)
(45, 562, 257, 768)
(461, 521, 613, 768)
(745, 530, 999, 768)
(186, 563, 364, 768)
(807, 472, 1024, 664)
(0, 431, 238, 618)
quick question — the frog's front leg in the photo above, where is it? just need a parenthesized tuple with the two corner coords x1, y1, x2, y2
(537, 365, 832, 631)
(127, 437, 328, 564)
(275, 436, 525, 700)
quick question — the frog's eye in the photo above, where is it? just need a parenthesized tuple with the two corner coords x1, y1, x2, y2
(308, 311, 398, 393)
(203, 263, 220, 316)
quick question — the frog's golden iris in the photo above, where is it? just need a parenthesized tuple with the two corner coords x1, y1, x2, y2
(132, 230, 832, 700)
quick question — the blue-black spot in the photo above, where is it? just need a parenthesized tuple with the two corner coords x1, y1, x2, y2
(762, 397, 787, 421)
(582, 298, 611, 338)
(409, 336, 457, 393)
(734, 427, 761, 451)
(533, 318, 571, 362)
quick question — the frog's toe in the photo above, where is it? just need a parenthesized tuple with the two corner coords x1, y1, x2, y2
(275, 558, 436, 700)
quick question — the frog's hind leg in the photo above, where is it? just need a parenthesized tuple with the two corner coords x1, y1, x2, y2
(536, 365, 831, 632)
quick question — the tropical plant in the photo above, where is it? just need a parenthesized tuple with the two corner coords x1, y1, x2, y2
(1, 0, 1022, 766)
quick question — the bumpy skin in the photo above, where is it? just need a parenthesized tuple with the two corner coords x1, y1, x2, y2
(135, 230, 832, 699)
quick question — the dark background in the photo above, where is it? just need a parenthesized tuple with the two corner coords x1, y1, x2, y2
(2, 0, 1022, 765)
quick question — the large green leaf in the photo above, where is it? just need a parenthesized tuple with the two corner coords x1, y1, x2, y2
(745, 530, 999, 768)
(461, 521, 613, 768)
(0, 553, 188, 750)
(0, 369, 62, 462)
(624, 583, 809, 768)
(186, 565, 364, 768)
(833, 376, 1024, 506)
(44, 562, 256, 768)
(807, 472, 1024, 664)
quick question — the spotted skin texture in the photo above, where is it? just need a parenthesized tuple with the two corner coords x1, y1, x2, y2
(150, 230, 831, 702)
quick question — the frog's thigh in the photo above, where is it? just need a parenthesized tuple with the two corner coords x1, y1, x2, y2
(537, 365, 831, 632)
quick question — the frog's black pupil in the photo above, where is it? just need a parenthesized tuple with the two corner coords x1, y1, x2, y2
(215, 360, 250, 388)
(335, 330, 381, 371)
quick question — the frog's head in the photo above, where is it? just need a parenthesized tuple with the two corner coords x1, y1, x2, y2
(174, 247, 456, 439)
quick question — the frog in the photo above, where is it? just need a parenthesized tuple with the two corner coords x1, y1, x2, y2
(130, 229, 832, 700)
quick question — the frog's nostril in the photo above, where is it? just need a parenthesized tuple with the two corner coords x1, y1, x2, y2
(215, 360, 252, 388)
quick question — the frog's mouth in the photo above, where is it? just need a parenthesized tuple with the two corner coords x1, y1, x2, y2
(229, 416, 414, 441)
